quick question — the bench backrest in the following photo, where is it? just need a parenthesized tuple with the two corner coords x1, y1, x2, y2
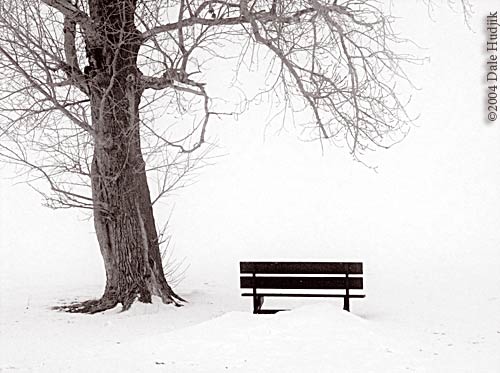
(240, 262, 363, 290)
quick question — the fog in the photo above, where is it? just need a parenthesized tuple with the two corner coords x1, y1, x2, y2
(1, 1, 499, 294)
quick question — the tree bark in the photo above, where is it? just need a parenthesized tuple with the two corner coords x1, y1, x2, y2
(60, 0, 183, 313)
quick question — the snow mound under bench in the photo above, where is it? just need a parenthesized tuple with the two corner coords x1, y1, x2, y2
(28, 302, 414, 372)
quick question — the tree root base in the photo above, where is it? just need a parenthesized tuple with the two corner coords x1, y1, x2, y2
(53, 291, 184, 314)
(53, 297, 120, 314)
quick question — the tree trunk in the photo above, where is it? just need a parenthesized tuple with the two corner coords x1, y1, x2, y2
(87, 118, 184, 313)
(61, 0, 183, 313)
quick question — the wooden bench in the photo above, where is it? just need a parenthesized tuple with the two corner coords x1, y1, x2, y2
(240, 261, 365, 314)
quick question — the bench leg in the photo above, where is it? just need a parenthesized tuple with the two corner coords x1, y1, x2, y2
(253, 295, 264, 314)
(344, 273, 351, 312)
(343, 296, 350, 312)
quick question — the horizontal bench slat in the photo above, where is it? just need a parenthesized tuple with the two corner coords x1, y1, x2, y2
(240, 262, 362, 275)
(240, 276, 363, 290)
(241, 293, 366, 298)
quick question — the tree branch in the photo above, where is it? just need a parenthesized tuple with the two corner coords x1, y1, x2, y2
(0, 44, 94, 135)
(62, 18, 89, 95)
(41, 0, 90, 26)
(141, 6, 320, 41)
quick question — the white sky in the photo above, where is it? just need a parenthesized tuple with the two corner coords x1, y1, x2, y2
(0, 1, 499, 292)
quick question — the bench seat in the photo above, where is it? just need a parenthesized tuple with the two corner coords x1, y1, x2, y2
(241, 293, 366, 298)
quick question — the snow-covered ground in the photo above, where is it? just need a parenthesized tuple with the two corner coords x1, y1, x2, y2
(1, 2, 500, 372)
(0, 261, 499, 372)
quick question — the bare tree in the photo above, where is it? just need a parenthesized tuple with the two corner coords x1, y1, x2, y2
(0, 0, 470, 313)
